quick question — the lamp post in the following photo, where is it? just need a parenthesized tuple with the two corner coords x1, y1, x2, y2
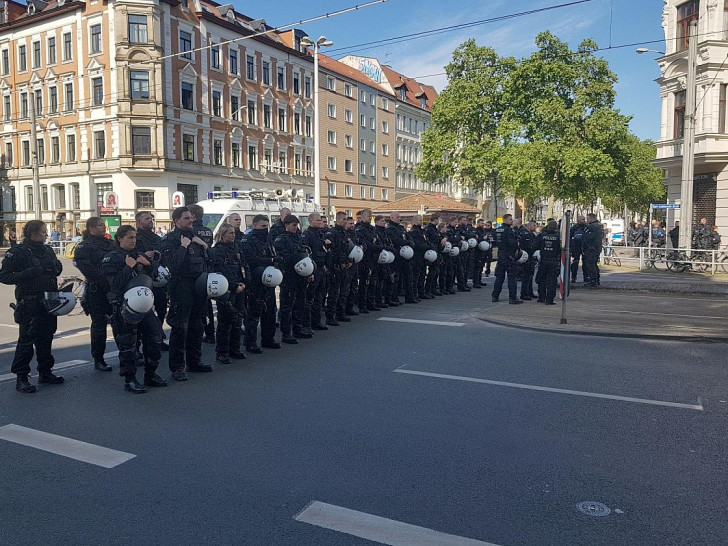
(301, 36, 333, 207)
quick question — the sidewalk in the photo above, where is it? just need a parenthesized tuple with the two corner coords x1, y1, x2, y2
(578, 265, 728, 296)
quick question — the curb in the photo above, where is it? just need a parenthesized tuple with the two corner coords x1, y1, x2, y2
(476, 315, 728, 344)
(571, 284, 728, 297)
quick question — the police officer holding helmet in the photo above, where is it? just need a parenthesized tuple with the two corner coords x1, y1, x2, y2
(534, 220, 562, 304)
(135, 210, 169, 350)
(189, 204, 216, 345)
(491, 213, 522, 304)
(0, 220, 65, 393)
(102, 225, 167, 393)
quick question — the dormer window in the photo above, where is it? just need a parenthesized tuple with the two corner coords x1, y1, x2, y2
(27, 4, 35, 15)
(420, 96, 427, 109)
(399, 87, 406, 101)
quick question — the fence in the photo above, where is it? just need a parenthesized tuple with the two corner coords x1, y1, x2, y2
(604, 245, 728, 274)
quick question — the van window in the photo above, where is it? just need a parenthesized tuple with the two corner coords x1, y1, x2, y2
(202, 213, 223, 232)
(244, 215, 259, 230)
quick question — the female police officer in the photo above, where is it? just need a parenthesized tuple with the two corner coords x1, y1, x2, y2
(0, 220, 65, 393)
(102, 225, 167, 393)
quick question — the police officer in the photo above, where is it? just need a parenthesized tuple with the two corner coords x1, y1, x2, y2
(102, 225, 167, 393)
(386, 212, 415, 303)
(409, 215, 433, 299)
(482, 220, 495, 277)
(274, 215, 312, 343)
(325, 211, 354, 325)
(582, 212, 604, 288)
(374, 215, 396, 307)
(457, 217, 477, 290)
(423, 214, 443, 297)
(345, 216, 361, 316)
(439, 222, 455, 295)
(354, 208, 382, 312)
(160, 206, 212, 380)
(534, 220, 561, 305)
(472, 218, 488, 288)
(135, 211, 169, 351)
(74, 217, 114, 371)
(241, 214, 282, 353)
(569, 215, 586, 283)
(209, 223, 247, 364)
(491, 214, 522, 304)
(269, 207, 291, 241)
(303, 212, 329, 329)
(188, 204, 215, 344)
(519, 221, 537, 301)
(0, 220, 65, 393)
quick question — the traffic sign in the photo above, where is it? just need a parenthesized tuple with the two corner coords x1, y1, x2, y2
(650, 203, 681, 210)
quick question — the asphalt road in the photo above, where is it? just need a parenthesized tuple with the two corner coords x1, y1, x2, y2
(0, 275, 727, 545)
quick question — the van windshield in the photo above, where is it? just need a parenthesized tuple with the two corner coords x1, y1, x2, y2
(202, 214, 224, 232)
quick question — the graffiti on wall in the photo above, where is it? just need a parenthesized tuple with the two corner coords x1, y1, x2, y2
(357, 58, 382, 83)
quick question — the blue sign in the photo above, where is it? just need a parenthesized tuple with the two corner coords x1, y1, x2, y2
(651, 203, 681, 210)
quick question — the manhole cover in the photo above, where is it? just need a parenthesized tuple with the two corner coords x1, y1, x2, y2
(576, 501, 611, 517)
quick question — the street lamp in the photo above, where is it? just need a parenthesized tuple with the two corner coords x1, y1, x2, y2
(636, 48, 666, 55)
(301, 35, 333, 207)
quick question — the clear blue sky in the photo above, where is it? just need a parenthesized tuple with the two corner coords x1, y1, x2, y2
(237, 0, 664, 141)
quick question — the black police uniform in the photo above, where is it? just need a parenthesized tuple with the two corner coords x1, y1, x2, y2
(472, 227, 488, 287)
(325, 223, 353, 322)
(439, 229, 454, 294)
(409, 224, 432, 299)
(582, 220, 604, 287)
(274, 229, 311, 339)
(534, 228, 561, 304)
(457, 223, 477, 288)
(160, 228, 209, 374)
(209, 241, 247, 359)
(482, 227, 495, 276)
(303, 225, 329, 327)
(445, 226, 461, 292)
(518, 229, 537, 300)
(373, 225, 396, 307)
(345, 226, 361, 315)
(192, 219, 215, 341)
(669, 226, 680, 249)
(241, 227, 280, 350)
(0, 239, 63, 386)
(491, 223, 520, 302)
(74, 234, 114, 367)
(102, 249, 163, 386)
(386, 220, 416, 302)
(136, 227, 168, 326)
(569, 223, 586, 282)
(269, 219, 286, 241)
(423, 222, 442, 296)
(355, 220, 382, 310)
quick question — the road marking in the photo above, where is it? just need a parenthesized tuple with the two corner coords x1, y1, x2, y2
(378, 318, 466, 327)
(0, 424, 135, 468)
(0, 352, 119, 383)
(393, 369, 704, 411)
(295, 501, 499, 546)
(585, 308, 726, 320)
(0, 323, 19, 329)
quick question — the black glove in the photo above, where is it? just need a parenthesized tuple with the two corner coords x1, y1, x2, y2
(272, 256, 284, 267)
(22, 266, 45, 278)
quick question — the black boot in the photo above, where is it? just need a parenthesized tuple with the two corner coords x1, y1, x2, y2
(125, 377, 147, 394)
(94, 360, 112, 372)
(16, 374, 36, 394)
(38, 372, 65, 384)
(281, 334, 299, 344)
(144, 373, 168, 387)
(216, 353, 232, 364)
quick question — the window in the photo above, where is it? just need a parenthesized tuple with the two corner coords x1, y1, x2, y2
(369, 165, 375, 177)
(37, 139, 45, 164)
(345, 135, 353, 148)
(381, 97, 389, 110)
(345, 160, 353, 173)
(294, 153, 301, 174)
(326, 76, 336, 91)
(306, 155, 312, 176)
(94, 131, 105, 158)
(399, 87, 407, 101)
(247, 55, 255, 79)
(382, 121, 389, 134)
(51, 137, 60, 163)
(25, 187, 33, 211)
(279, 151, 287, 173)
(211, 45, 220, 69)
(130, 71, 150, 99)
(328, 182, 336, 196)
(66, 134, 76, 162)
(40, 185, 48, 210)
(49, 87, 58, 113)
(381, 188, 389, 200)
(64, 82, 74, 111)
(18, 45, 26, 71)
(370, 117, 375, 130)
(231, 96, 239, 120)
(132, 126, 151, 155)
(213, 139, 223, 165)
(277, 66, 285, 90)
(20, 92, 28, 118)
(1, 50, 8, 75)
(382, 166, 389, 178)
(278, 107, 286, 131)
(305, 115, 312, 137)
(305, 76, 311, 98)
(177, 183, 198, 205)
(32, 41, 41, 68)
(262, 61, 270, 85)
(370, 140, 375, 153)
(360, 139, 366, 151)
(293, 72, 300, 94)
(263, 148, 272, 167)
(327, 130, 336, 144)
(92, 77, 103, 106)
(294, 112, 301, 134)
(360, 90, 366, 102)
(212, 91, 221, 117)
(721, 84, 727, 134)
(128, 14, 148, 43)
(369, 187, 375, 200)
(359, 162, 366, 175)
(675, 90, 686, 139)
(677, 1, 699, 51)
(247, 100, 256, 124)
(345, 109, 353, 123)
(370, 93, 375, 106)
(4, 142, 12, 167)
(63, 32, 72, 61)
(136, 191, 155, 209)
(90, 24, 102, 54)
(420, 96, 427, 109)
(382, 143, 389, 156)
(345, 83, 353, 97)
(229, 50, 238, 75)
(183, 134, 195, 160)
(231, 143, 240, 167)
(22, 141, 30, 166)
(34, 89, 42, 115)
(180, 31, 192, 60)
(181, 82, 194, 110)
(360, 114, 366, 127)
(360, 187, 366, 198)
(248, 145, 258, 169)
(345, 184, 353, 197)
(327, 157, 336, 170)
(263, 104, 272, 128)
(327, 104, 336, 118)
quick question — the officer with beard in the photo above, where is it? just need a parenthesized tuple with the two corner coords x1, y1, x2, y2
(582, 213, 604, 288)
(355, 208, 383, 312)
(241, 215, 282, 353)
(423, 213, 443, 297)
(374, 215, 397, 307)
(534, 220, 561, 304)
(303, 212, 330, 329)
(135, 211, 169, 350)
(188, 204, 215, 345)
(74, 217, 115, 371)
(519, 221, 537, 301)
(386, 212, 416, 303)
(491, 214, 522, 304)
(325, 211, 354, 325)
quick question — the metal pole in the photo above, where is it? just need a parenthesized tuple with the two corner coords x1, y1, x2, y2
(29, 88, 41, 220)
(648, 205, 653, 249)
(312, 44, 322, 207)
(678, 20, 698, 249)
(560, 210, 572, 325)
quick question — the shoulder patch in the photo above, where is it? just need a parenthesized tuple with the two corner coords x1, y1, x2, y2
(102, 256, 112, 263)
(5, 250, 13, 258)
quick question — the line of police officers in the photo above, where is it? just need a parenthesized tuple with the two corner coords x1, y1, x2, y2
(1, 207, 578, 395)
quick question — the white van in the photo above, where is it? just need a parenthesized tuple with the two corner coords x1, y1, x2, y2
(195, 190, 323, 234)
(602, 218, 625, 245)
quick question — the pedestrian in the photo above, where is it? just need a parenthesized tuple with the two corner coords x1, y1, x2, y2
(74, 217, 115, 371)
(0, 220, 65, 393)
(534, 220, 561, 305)
(135, 211, 169, 351)
(325, 211, 355, 325)
(188, 204, 216, 345)
(491, 214, 522, 304)
(582, 213, 604, 288)
(569, 215, 586, 283)
(102, 225, 167, 393)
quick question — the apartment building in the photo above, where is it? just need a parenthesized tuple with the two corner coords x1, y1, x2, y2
(653, 0, 728, 236)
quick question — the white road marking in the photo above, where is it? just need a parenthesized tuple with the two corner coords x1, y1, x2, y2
(378, 317, 466, 327)
(295, 501, 499, 546)
(0, 352, 120, 383)
(393, 369, 704, 411)
(0, 323, 19, 329)
(0, 424, 135, 468)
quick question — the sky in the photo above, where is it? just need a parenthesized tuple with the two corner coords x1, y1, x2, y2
(240, 0, 665, 141)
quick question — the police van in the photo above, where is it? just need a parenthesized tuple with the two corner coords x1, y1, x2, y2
(195, 189, 323, 235)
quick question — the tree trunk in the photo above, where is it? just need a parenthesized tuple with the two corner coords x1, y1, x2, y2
(546, 194, 555, 219)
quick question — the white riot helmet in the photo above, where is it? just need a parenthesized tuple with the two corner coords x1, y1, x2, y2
(516, 249, 529, 264)
(43, 284, 77, 316)
(399, 245, 414, 260)
(206, 273, 229, 298)
(478, 240, 491, 252)
(449, 246, 460, 257)
(122, 286, 154, 324)
(348, 245, 364, 264)
(385, 250, 395, 264)
(293, 255, 315, 277)
(468, 238, 478, 249)
(152, 266, 170, 288)
(424, 249, 438, 263)
(443, 242, 452, 254)
(262, 266, 283, 287)
(460, 240, 469, 252)
(532, 250, 541, 262)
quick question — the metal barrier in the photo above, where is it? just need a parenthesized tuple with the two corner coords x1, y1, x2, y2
(597, 245, 728, 274)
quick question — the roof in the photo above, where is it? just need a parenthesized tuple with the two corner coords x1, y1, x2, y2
(372, 193, 479, 214)
(380, 65, 438, 112)
(318, 54, 394, 96)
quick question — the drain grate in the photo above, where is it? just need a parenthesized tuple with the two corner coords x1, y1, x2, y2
(576, 501, 611, 517)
